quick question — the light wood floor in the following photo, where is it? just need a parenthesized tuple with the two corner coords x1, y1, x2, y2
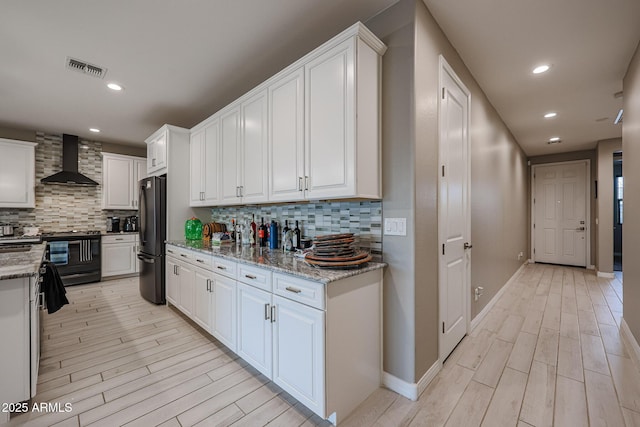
(9, 264, 640, 426)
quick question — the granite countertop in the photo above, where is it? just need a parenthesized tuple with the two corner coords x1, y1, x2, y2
(0, 243, 46, 280)
(166, 240, 385, 284)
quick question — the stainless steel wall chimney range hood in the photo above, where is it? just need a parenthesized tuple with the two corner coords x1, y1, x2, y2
(41, 134, 98, 185)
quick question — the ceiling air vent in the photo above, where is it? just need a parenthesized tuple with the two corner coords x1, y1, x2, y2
(66, 57, 107, 79)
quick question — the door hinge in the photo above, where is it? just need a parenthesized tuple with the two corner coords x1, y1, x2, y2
(442, 88, 445, 99)
(442, 322, 445, 333)
(534, 248, 536, 254)
(442, 165, 445, 177)
(442, 244, 445, 255)
(533, 223, 536, 229)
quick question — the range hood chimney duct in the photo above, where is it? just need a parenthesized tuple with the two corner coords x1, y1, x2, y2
(40, 134, 99, 186)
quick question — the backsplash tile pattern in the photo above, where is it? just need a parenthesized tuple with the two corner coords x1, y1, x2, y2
(0, 132, 135, 233)
(210, 201, 383, 259)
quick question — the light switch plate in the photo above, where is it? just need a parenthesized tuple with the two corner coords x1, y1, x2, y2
(384, 218, 407, 236)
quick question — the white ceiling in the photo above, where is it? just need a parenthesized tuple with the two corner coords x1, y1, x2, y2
(423, 0, 640, 156)
(0, 0, 398, 146)
(2, 1, 639, 157)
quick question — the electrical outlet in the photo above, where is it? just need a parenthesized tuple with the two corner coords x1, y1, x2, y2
(517, 251, 524, 260)
(384, 218, 407, 236)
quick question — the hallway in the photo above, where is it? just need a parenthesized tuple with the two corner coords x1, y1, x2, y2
(343, 263, 638, 426)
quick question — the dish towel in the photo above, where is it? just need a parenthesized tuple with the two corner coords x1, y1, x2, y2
(49, 241, 69, 265)
(40, 260, 69, 314)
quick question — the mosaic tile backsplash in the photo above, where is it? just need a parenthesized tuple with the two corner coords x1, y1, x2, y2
(210, 201, 383, 259)
(0, 132, 136, 233)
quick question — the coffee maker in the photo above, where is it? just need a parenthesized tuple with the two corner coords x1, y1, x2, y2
(110, 217, 120, 233)
(124, 216, 138, 232)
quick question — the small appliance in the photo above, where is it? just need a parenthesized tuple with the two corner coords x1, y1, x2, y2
(124, 216, 138, 232)
(1, 224, 15, 236)
(110, 217, 120, 233)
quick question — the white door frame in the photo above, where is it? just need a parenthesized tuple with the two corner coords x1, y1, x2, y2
(530, 159, 591, 267)
(438, 55, 471, 363)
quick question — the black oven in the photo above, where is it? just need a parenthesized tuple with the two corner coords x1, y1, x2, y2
(42, 231, 101, 286)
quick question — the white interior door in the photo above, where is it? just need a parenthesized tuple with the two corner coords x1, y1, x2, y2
(533, 161, 588, 267)
(438, 57, 470, 362)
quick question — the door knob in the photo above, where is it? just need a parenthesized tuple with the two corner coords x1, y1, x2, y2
(576, 227, 586, 231)
(464, 242, 473, 250)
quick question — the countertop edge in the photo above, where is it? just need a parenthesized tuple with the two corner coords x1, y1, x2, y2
(166, 241, 386, 284)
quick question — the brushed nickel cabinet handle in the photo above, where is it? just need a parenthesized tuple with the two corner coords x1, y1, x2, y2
(217, 265, 227, 270)
(196, 259, 205, 263)
(285, 286, 302, 294)
(265, 303, 270, 320)
(271, 305, 276, 323)
(245, 274, 257, 280)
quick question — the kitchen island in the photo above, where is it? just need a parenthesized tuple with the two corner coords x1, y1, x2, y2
(0, 243, 45, 423)
(165, 241, 384, 425)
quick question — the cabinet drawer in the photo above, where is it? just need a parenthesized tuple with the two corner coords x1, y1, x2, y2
(237, 263, 272, 292)
(103, 234, 137, 244)
(167, 246, 213, 269)
(213, 257, 237, 278)
(273, 273, 325, 310)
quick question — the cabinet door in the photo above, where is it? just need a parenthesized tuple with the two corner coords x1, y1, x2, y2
(203, 120, 220, 203)
(132, 158, 147, 209)
(178, 262, 195, 317)
(147, 132, 167, 174)
(103, 156, 134, 209)
(268, 68, 305, 202)
(241, 90, 268, 203)
(102, 242, 137, 277)
(220, 107, 242, 204)
(166, 258, 180, 305)
(189, 130, 205, 206)
(212, 274, 237, 351)
(305, 38, 355, 199)
(237, 283, 272, 378)
(193, 267, 213, 332)
(0, 140, 35, 208)
(273, 295, 325, 415)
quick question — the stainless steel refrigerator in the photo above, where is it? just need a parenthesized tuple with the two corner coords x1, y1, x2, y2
(138, 175, 166, 304)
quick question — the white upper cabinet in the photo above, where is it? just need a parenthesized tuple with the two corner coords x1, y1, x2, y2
(220, 106, 242, 204)
(240, 89, 269, 203)
(102, 153, 146, 210)
(0, 139, 36, 208)
(145, 125, 189, 177)
(191, 22, 385, 206)
(268, 68, 305, 202)
(190, 119, 220, 207)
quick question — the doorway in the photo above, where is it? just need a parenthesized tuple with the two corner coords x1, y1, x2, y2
(438, 56, 471, 362)
(531, 160, 590, 267)
(614, 154, 623, 271)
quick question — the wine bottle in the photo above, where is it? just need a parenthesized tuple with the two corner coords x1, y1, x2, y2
(258, 217, 267, 247)
(250, 214, 257, 246)
(293, 220, 301, 249)
(282, 220, 290, 251)
(231, 218, 236, 241)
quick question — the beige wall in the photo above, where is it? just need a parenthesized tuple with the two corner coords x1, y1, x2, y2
(529, 150, 597, 267)
(367, 0, 529, 383)
(623, 42, 640, 341)
(596, 139, 622, 274)
(0, 126, 36, 142)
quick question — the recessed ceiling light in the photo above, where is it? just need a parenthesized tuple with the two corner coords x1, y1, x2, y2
(107, 82, 123, 91)
(89, 128, 100, 133)
(544, 112, 557, 118)
(533, 64, 550, 74)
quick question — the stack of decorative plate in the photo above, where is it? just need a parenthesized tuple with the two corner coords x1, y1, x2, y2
(305, 233, 372, 268)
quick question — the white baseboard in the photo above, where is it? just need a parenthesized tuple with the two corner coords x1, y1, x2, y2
(382, 361, 440, 401)
(597, 271, 615, 279)
(471, 262, 527, 332)
(621, 318, 640, 369)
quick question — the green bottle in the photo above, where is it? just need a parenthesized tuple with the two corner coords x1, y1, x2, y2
(185, 217, 203, 240)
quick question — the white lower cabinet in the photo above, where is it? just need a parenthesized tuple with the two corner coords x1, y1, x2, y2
(211, 274, 237, 351)
(237, 282, 273, 377)
(101, 234, 139, 278)
(193, 267, 213, 332)
(164, 244, 381, 425)
(272, 294, 325, 415)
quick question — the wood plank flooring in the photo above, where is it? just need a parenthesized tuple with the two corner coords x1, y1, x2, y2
(7, 264, 639, 426)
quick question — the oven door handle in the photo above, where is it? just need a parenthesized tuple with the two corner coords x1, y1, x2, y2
(137, 254, 155, 264)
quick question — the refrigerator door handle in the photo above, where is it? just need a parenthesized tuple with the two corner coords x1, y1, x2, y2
(139, 181, 147, 246)
(137, 254, 155, 264)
